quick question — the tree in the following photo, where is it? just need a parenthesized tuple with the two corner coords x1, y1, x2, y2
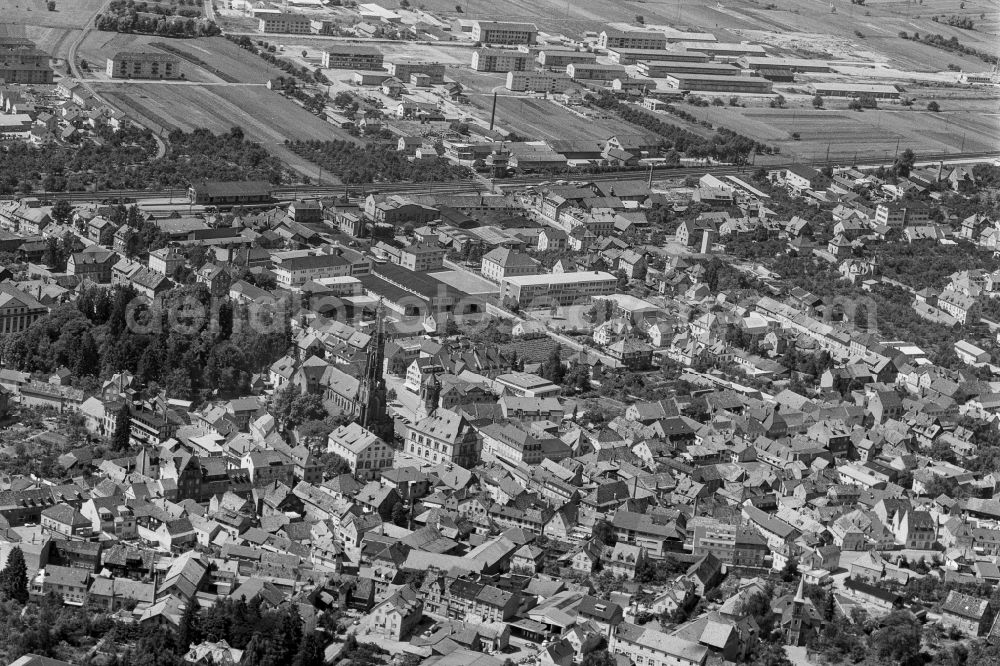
(51, 198, 73, 224)
(750, 642, 792, 666)
(893, 148, 917, 178)
(0, 546, 29, 603)
(541, 345, 565, 385)
(812, 94, 824, 109)
(870, 610, 922, 663)
(317, 452, 351, 478)
(292, 632, 326, 666)
(780, 558, 799, 582)
(177, 600, 201, 650)
(112, 402, 131, 450)
(47, 0, 56, 10)
(848, 98, 863, 111)
(581, 650, 616, 666)
(42, 237, 61, 268)
(635, 14, 644, 23)
(593, 520, 617, 546)
(454, 4, 462, 11)
(74, 330, 100, 377)
(288, 393, 327, 426)
(927, 100, 941, 112)
(391, 501, 408, 527)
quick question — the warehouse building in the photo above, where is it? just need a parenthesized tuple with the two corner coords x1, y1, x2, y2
(637, 62, 739, 77)
(664, 73, 772, 93)
(683, 42, 767, 59)
(738, 56, 830, 72)
(322, 45, 383, 69)
(598, 23, 668, 50)
(471, 48, 530, 72)
(537, 49, 597, 70)
(810, 82, 900, 99)
(188, 181, 275, 207)
(505, 70, 572, 92)
(257, 12, 312, 34)
(608, 47, 708, 65)
(661, 28, 717, 43)
(105, 51, 182, 79)
(502, 272, 618, 306)
(566, 62, 627, 81)
(471, 20, 538, 45)
(385, 58, 445, 84)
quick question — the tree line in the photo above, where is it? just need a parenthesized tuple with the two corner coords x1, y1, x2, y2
(288, 139, 472, 184)
(95, 0, 220, 37)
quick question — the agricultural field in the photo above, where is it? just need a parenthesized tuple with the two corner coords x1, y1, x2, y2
(77, 34, 362, 182)
(77, 34, 288, 83)
(97, 81, 354, 182)
(676, 97, 1000, 161)
(1, 0, 105, 30)
(468, 94, 650, 142)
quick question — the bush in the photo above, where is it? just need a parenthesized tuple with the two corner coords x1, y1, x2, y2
(848, 99, 863, 111)
(855, 29, 865, 38)
(712, 97, 724, 106)
(791, 132, 801, 140)
(927, 100, 941, 111)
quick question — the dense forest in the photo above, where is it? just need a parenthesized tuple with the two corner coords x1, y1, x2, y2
(2, 284, 291, 402)
(288, 140, 472, 183)
(0, 127, 289, 193)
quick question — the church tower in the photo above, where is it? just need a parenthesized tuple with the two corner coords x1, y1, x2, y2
(418, 370, 441, 420)
(356, 304, 392, 442)
(787, 576, 806, 646)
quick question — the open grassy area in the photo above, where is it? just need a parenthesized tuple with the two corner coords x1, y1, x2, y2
(96, 81, 357, 182)
(675, 94, 1000, 161)
(1, 0, 105, 30)
(468, 94, 651, 142)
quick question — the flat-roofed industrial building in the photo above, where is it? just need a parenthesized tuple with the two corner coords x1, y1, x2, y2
(609, 47, 709, 65)
(810, 82, 900, 99)
(638, 61, 739, 77)
(664, 73, 773, 93)
(502, 271, 618, 306)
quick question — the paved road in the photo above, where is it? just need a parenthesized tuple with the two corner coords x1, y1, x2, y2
(95, 80, 267, 86)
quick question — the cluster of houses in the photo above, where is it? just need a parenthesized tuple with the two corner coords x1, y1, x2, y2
(0, 146, 998, 666)
(0, 77, 130, 145)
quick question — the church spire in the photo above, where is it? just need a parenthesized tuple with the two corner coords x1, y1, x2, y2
(794, 575, 806, 604)
(357, 302, 392, 441)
